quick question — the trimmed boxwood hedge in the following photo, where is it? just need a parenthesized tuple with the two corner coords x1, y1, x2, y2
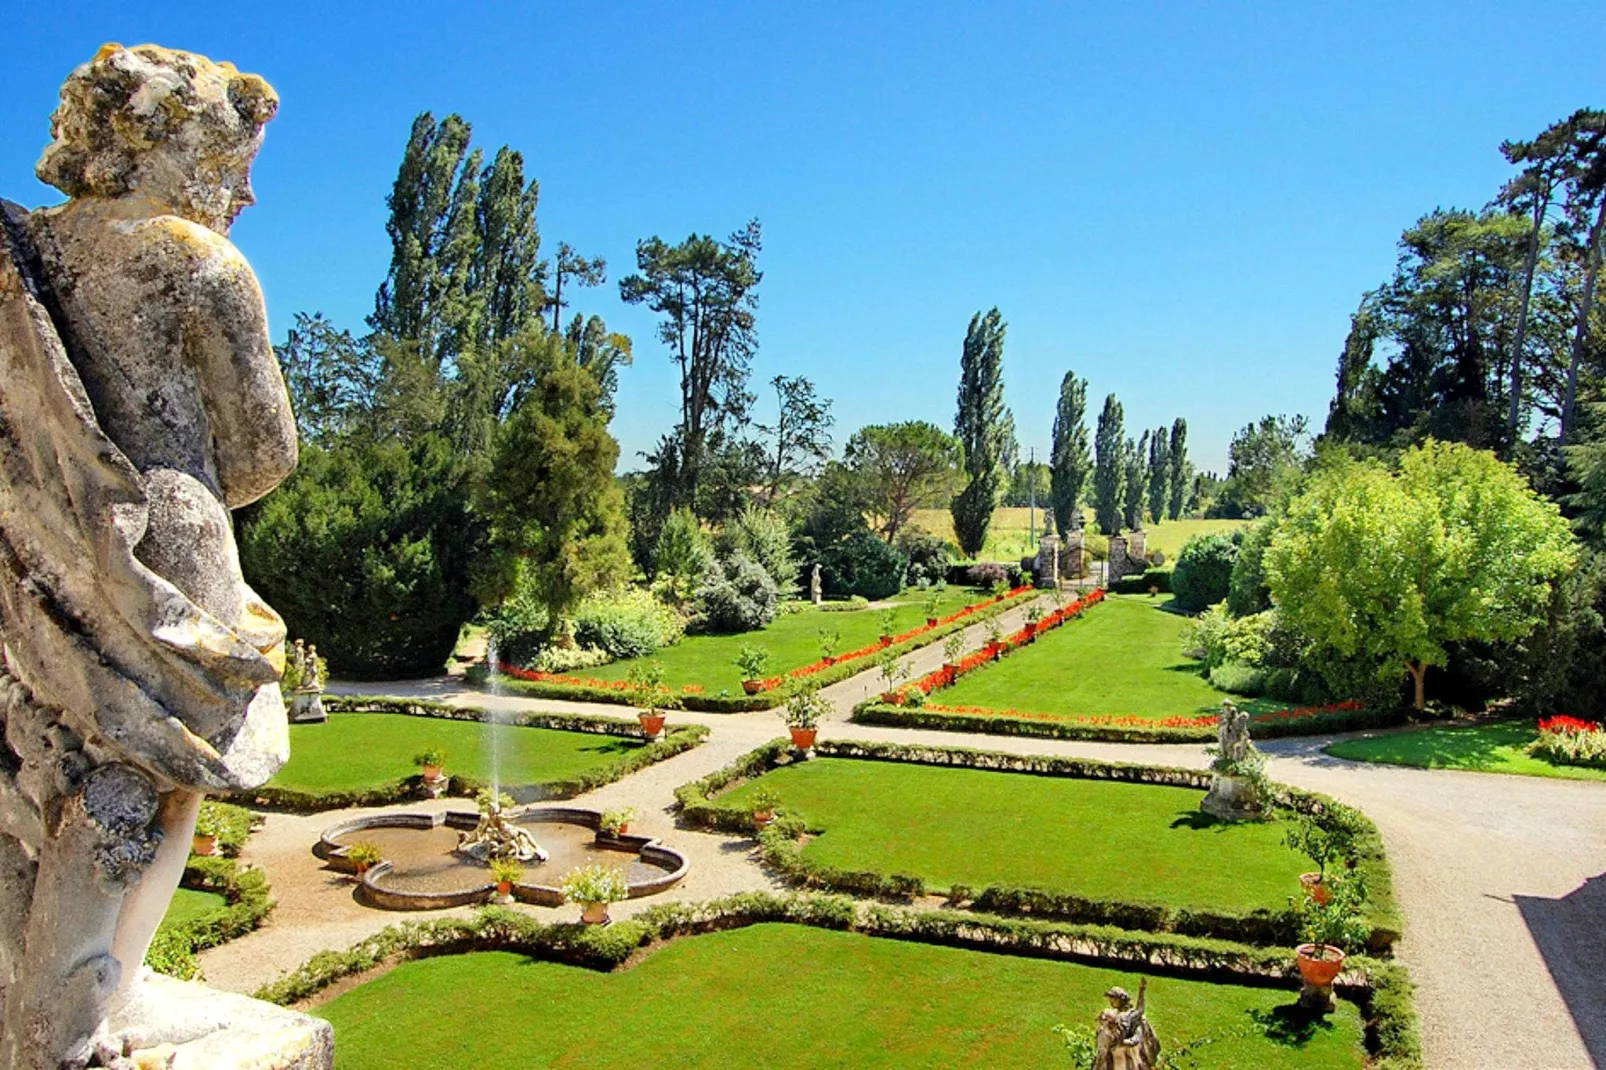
(252, 892, 1418, 1069)
(147, 833, 276, 980)
(479, 589, 1040, 712)
(852, 699, 1408, 743)
(674, 737, 1400, 952)
(232, 696, 708, 812)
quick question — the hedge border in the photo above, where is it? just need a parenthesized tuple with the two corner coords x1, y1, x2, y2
(852, 700, 1409, 743)
(252, 893, 1418, 1069)
(480, 588, 1042, 712)
(674, 737, 1400, 951)
(230, 696, 708, 812)
(147, 808, 275, 979)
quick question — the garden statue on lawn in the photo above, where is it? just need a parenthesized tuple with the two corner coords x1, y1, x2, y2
(1200, 701, 1266, 820)
(810, 563, 823, 605)
(0, 44, 331, 1067)
(287, 638, 328, 724)
(1092, 981, 1161, 1070)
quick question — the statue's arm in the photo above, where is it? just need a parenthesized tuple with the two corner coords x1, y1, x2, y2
(174, 222, 297, 507)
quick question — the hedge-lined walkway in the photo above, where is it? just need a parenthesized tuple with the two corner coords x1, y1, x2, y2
(206, 598, 1606, 1070)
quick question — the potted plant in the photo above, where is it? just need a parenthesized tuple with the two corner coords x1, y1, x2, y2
(489, 857, 523, 900)
(816, 627, 841, 666)
(599, 806, 636, 838)
(1284, 806, 1363, 906)
(345, 841, 383, 877)
(413, 744, 448, 783)
(878, 608, 898, 646)
(1294, 874, 1369, 991)
(733, 644, 772, 695)
(751, 785, 782, 830)
(923, 589, 943, 627)
(1023, 603, 1044, 640)
(560, 863, 629, 925)
(781, 685, 829, 749)
(191, 803, 224, 857)
(626, 662, 677, 736)
(984, 618, 1004, 658)
(942, 632, 966, 683)
(878, 650, 911, 701)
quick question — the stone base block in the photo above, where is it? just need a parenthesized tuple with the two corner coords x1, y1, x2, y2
(1199, 775, 1264, 822)
(103, 972, 332, 1069)
(1298, 981, 1336, 1014)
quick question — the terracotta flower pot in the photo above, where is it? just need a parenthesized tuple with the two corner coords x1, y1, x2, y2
(879, 635, 893, 647)
(1300, 872, 1331, 905)
(741, 679, 763, 695)
(753, 810, 776, 830)
(582, 901, 610, 925)
(421, 764, 443, 782)
(638, 712, 666, 736)
(1294, 944, 1346, 987)
(191, 834, 218, 857)
(925, 618, 939, 628)
(943, 663, 958, 684)
(822, 655, 835, 666)
(496, 880, 512, 896)
(354, 862, 371, 877)
(789, 727, 818, 750)
(607, 823, 630, 837)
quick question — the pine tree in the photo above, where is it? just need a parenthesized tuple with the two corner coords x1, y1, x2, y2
(1093, 395, 1125, 534)
(1123, 431, 1150, 530)
(951, 308, 1014, 556)
(1050, 372, 1091, 536)
(1167, 418, 1190, 520)
(1146, 427, 1171, 524)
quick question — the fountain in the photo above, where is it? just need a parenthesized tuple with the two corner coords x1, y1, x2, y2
(456, 789, 548, 863)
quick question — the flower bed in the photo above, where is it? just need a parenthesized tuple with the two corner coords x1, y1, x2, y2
(1532, 715, 1606, 769)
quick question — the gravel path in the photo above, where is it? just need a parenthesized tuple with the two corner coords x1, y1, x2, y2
(202, 603, 1606, 1069)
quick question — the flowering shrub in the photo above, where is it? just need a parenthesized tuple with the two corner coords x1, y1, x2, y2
(1533, 716, 1606, 769)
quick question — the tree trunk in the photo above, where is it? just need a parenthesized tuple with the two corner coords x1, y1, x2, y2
(1406, 661, 1427, 711)
(1560, 194, 1606, 442)
(1509, 195, 1548, 444)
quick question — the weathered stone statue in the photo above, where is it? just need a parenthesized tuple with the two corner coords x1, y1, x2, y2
(1201, 701, 1266, 820)
(457, 791, 547, 864)
(0, 44, 330, 1066)
(810, 563, 822, 606)
(1092, 981, 1160, 1070)
(287, 640, 327, 725)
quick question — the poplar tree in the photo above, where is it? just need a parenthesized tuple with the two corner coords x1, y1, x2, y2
(1146, 427, 1171, 524)
(951, 308, 1014, 556)
(1167, 418, 1190, 519)
(1050, 372, 1091, 536)
(1093, 394, 1125, 534)
(1123, 431, 1150, 530)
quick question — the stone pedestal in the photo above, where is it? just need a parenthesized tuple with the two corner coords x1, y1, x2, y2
(1062, 529, 1086, 579)
(1108, 534, 1131, 582)
(1200, 774, 1263, 821)
(103, 972, 332, 1068)
(288, 689, 325, 724)
(419, 774, 450, 799)
(1126, 528, 1147, 563)
(1298, 981, 1336, 1014)
(1033, 534, 1060, 588)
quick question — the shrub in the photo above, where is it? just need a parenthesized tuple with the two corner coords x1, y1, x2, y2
(652, 507, 713, 605)
(965, 562, 1008, 589)
(573, 586, 685, 659)
(482, 577, 553, 667)
(697, 554, 780, 633)
(722, 506, 800, 598)
(897, 527, 953, 588)
(1181, 604, 1231, 666)
(1209, 661, 1266, 696)
(528, 645, 612, 673)
(1532, 715, 1606, 769)
(1113, 568, 1173, 595)
(820, 532, 908, 600)
(1171, 533, 1240, 612)
(1227, 517, 1276, 617)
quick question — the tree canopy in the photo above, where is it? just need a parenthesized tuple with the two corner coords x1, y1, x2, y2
(951, 308, 1014, 556)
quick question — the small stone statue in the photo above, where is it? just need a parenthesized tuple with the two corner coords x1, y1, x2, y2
(810, 563, 823, 606)
(1201, 701, 1265, 820)
(457, 791, 548, 863)
(1093, 981, 1161, 1070)
(0, 44, 328, 1066)
(288, 639, 327, 724)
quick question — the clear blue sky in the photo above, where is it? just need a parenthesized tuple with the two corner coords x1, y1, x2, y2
(4, 3, 1601, 473)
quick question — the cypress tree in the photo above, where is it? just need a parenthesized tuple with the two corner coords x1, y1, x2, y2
(1167, 418, 1190, 520)
(1146, 426, 1171, 524)
(1093, 395, 1125, 534)
(951, 308, 1014, 557)
(1123, 431, 1150, 531)
(1049, 372, 1091, 536)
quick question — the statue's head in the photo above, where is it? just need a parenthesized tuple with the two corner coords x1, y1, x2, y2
(1104, 986, 1132, 1010)
(36, 43, 277, 234)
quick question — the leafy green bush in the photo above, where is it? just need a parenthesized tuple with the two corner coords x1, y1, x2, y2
(820, 532, 908, 600)
(1181, 604, 1232, 667)
(965, 562, 1008, 589)
(573, 586, 685, 658)
(528, 645, 611, 673)
(697, 554, 780, 633)
(1209, 661, 1267, 696)
(897, 527, 953, 588)
(721, 507, 799, 599)
(1227, 517, 1276, 617)
(1113, 568, 1173, 595)
(1171, 532, 1240, 612)
(652, 507, 714, 605)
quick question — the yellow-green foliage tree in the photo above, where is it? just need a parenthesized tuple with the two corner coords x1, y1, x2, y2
(1266, 441, 1576, 709)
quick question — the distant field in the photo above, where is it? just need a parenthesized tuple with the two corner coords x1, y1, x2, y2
(909, 507, 1248, 562)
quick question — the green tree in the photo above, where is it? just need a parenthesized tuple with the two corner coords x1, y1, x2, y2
(548, 241, 606, 332)
(1266, 441, 1576, 709)
(1050, 372, 1091, 536)
(721, 506, 799, 598)
(1324, 302, 1383, 443)
(951, 308, 1014, 556)
(1146, 426, 1171, 525)
(1122, 431, 1150, 530)
(565, 313, 632, 415)
(757, 374, 834, 506)
(1092, 394, 1125, 534)
(274, 312, 378, 445)
(1216, 414, 1310, 518)
(477, 330, 630, 638)
(845, 421, 962, 544)
(1002, 461, 1050, 508)
(1557, 112, 1606, 440)
(619, 221, 763, 512)
(1167, 418, 1190, 519)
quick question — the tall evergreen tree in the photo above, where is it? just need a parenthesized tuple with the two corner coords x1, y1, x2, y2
(1093, 394, 1125, 534)
(1167, 419, 1190, 519)
(1050, 372, 1091, 536)
(1325, 302, 1382, 442)
(951, 308, 1014, 556)
(1146, 427, 1171, 524)
(549, 241, 607, 332)
(1123, 431, 1150, 530)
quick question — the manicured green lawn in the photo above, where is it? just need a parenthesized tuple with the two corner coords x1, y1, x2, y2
(316, 925, 1364, 1069)
(268, 714, 644, 794)
(910, 507, 1249, 561)
(1326, 720, 1606, 782)
(160, 887, 228, 928)
(936, 594, 1249, 720)
(719, 759, 1305, 913)
(582, 585, 998, 693)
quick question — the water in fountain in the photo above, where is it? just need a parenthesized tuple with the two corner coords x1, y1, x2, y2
(484, 633, 504, 800)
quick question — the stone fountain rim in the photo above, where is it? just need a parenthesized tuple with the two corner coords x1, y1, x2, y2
(315, 806, 690, 911)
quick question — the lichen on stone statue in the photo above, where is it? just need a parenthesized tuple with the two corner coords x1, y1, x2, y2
(0, 43, 329, 1068)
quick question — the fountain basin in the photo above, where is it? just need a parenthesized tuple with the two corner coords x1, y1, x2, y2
(317, 807, 689, 911)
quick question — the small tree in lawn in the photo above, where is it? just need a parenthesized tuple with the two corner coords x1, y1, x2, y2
(1265, 441, 1576, 710)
